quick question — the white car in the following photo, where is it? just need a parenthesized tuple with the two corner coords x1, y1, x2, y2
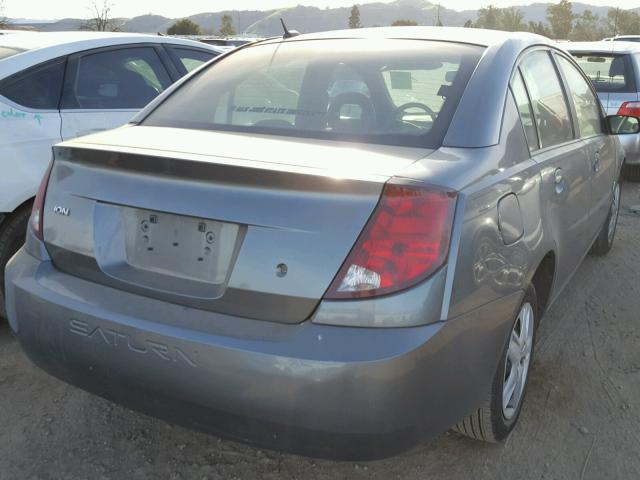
(0, 30, 36, 35)
(612, 35, 640, 43)
(0, 32, 223, 315)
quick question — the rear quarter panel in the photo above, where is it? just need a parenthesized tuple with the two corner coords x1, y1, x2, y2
(439, 92, 553, 320)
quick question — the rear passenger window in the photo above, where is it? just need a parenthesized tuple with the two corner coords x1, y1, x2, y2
(0, 58, 65, 109)
(511, 71, 539, 151)
(62, 47, 172, 110)
(556, 55, 603, 138)
(519, 51, 574, 149)
(172, 48, 217, 73)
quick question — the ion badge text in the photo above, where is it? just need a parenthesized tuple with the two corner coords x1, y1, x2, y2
(53, 205, 70, 216)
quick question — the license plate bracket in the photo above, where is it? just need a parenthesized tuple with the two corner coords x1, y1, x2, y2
(124, 207, 224, 283)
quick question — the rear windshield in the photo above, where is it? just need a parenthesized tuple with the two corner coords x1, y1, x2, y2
(571, 53, 636, 93)
(0, 46, 25, 60)
(144, 39, 484, 148)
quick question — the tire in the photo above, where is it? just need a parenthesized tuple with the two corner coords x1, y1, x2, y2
(590, 179, 620, 257)
(0, 205, 32, 319)
(454, 285, 537, 442)
(623, 164, 640, 182)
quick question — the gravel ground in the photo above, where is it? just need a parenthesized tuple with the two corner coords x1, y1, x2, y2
(1, 182, 640, 480)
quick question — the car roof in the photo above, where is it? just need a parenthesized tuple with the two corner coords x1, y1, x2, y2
(0, 31, 222, 51)
(566, 41, 640, 54)
(265, 26, 551, 49)
(0, 31, 223, 79)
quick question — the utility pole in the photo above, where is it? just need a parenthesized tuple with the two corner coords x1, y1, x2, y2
(434, 4, 442, 27)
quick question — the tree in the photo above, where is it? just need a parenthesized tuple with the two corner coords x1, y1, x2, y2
(434, 4, 443, 26)
(546, 0, 574, 39)
(528, 20, 551, 36)
(167, 18, 201, 35)
(82, 0, 122, 32)
(219, 13, 236, 37)
(500, 7, 525, 32)
(571, 10, 602, 41)
(0, 0, 8, 28)
(606, 8, 640, 36)
(616, 10, 640, 35)
(463, 19, 473, 28)
(349, 5, 361, 29)
(391, 19, 418, 26)
(475, 5, 501, 30)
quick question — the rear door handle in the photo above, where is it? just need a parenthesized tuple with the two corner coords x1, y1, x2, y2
(593, 151, 601, 173)
(554, 168, 565, 194)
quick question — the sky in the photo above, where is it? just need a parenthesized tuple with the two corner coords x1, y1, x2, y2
(3, 0, 639, 21)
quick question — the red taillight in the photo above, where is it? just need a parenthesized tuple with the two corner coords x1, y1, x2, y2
(618, 101, 640, 117)
(30, 161, 54, 241)
(325, 184, 457, 299)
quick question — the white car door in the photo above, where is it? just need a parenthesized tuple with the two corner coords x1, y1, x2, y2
(0, 57, 64, 212)
(59, 45, 174, 140)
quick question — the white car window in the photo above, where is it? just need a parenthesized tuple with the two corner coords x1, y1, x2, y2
(172, 48, 217, 73)
(0, 57, 65, 109)
(572, 53, 633, 93)
(62, 47, 172, 110)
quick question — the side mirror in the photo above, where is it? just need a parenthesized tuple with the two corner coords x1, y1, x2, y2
(607, 115, 640, 135)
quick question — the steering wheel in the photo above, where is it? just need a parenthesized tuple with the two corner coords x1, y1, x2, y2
(394, 102, 436, 122)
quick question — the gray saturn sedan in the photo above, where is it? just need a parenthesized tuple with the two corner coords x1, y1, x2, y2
(5, 27, 639, 459)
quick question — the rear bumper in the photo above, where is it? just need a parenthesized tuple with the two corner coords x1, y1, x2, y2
(620, 133, 640, 165)
(5, 248, 521, 460)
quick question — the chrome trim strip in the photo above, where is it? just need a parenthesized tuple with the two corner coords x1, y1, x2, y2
(439, 192, 466, 321)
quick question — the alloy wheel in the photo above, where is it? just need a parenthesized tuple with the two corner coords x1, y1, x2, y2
(502, 302, 534, 420)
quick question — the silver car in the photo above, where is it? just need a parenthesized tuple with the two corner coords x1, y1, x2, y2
(569, 42, 640, 178)
(5, 27, 639, 459)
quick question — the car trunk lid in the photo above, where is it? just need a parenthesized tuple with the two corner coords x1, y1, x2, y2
(42, 125, 432, 323)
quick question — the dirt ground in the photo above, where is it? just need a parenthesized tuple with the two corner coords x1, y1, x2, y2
(1, 183, 640, 480)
